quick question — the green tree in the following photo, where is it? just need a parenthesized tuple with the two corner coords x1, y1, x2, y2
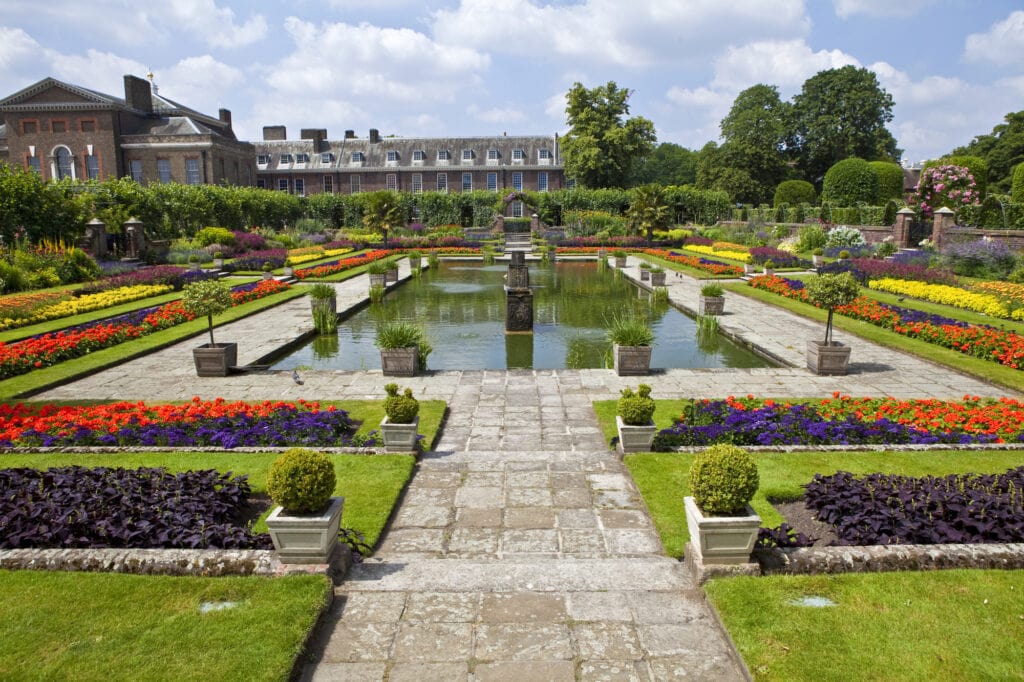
(362, 190, 406, 245)
(629, 142, 697, 186)
(562, 81, 656, 189)
(951, 111, 1024, 194)
(791, 66, 900, 185)
(625, 184, 670, 240)
(696, 142, 761, 204)
(715, 84, 791, 203)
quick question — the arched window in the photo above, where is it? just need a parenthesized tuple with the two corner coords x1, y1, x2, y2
(55, 146, 73, 180)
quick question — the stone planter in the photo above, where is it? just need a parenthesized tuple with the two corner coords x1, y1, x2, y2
(189, 261, 201, 272)
(380, 346, 418, 376)
(649, 272, 666, 286)
(597, 249, 607, 260)
(369, 273, 387, 288)
(380, 415, 420, 452)
(613, 257, 627, 268)
(283, 266, 294, 277)
(311, 296, 337, 316)
(812, 255, 824, 267)
(262, 271, 274, 280)
(266, 497, 344, 564)
(616, 415, 656, 454)
(684, 496, 760, 565)
(408, 257, 421, 271)
(806, 339, 851, 375)
(613, 344, 652, 376)
(640, 269, 651, 282)
(192, 342, 237, 377)
(385, 267, 399, 283)
(762, 267, 774, 276)
(743, 263, 756, 275)
(698, 295, 725, 316)
(213, 258, 224, 268)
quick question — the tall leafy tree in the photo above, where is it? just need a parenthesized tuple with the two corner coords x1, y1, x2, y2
(951, 110, 1024, 194)
(713, 84, 792, 203)
(695, 142, 761, 204)
(790, 66, 900, 185)
(629, 142, 697, 187)
(562, 81, 656, 189)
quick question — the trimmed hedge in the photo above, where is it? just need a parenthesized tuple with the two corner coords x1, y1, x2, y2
(868, 161, 904, 201)
(1012, 163, 1024, 205)
(773, 180, 816, 207)
(822, 158, 878, 206)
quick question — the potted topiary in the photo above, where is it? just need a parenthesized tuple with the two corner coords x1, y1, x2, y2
(837, 249, 851, 262)
(379, 383, 420, 452)
(375, 320, 432, 376)
(367, 259, 388, 289)
(698, 282, 725, 315)
(187, 253, 201, 271)
(611, 250, 628, 268)
(615, 384, 656, 454)
(261, 261, 274, 280)
(804, 271, 860, 375)
(811, 248, 824, 267)
(181, 279, 236, 376)
(607, 313, 654, 375)
(213, 251, 225, 268)
(639, 261, 652, 282)
(283, 258, 294, 277)
(649, 266, 666, 286)
(309, 282, 337, 333)
(762, 259, 775, 276)
(684, 444, 761, 565)
(265, 448, 344, 564)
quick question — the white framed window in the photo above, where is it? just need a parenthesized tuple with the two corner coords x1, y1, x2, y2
(386, 150, 399, 166)
(386, 173, 398, 190)
(412, 150, 425, 162)
(437, 149, 450, 163)
(295, 153, 309, 164)
(512, 172, 523, 191)
(567, 178, 577, 190)
(185, 159, 201, 185)
(511, 200, 524, 218)
(28, 156, 41, 176)
(321, 152, 334, 163)
(538, 148, 552, 160)
(512, 148, 525, 163)
(437, 172, 447, 192)
(411, 173, 423, 193)
(350, 175, 361, 193)
(257, 178, 266, 189)
(278, 178, 289, 192)
(257, 154, 271, 165)
(129, 159, 143, 183)
(57, 147, 75, 180)
(486, 148, 499, 165)
(157, 159, 171, 183)
(279, 154, 293, 165)
(294, 178, 305, 196)
(462, 172, 473, 191)
(487, 172, 497, 191)
(85, 154, 99, 180)
(462, 149, 474, 164)
(538, 172, 548, 192)
(350, 152, 364, 164)
(323, 176, 333, 193)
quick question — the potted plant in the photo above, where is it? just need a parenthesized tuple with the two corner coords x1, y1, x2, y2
(261, 261, 274, 280)
(367, 259, 388, 288)
(762, 259, 775, 276)
(607, 313, 654, 376)
(265, 448, 344, 564)
(385, 258, 399, 283)
(283, 258, 294, 277)
(375, 320, 432, 376)
(615, 384, 656, 454)
(837, 249, 851, 261)
(649, 265, 666, 286)
(698, 282, 725, 315)
(187, 253, 201, 271)
(638, 261, 651, 282)
(684, 444, 761, 565)
(811, 248, 824, 267)
(804, 271, 860, 375)
(407, 250, 422, 275)
(309, 282, 338, 334)
(611, 250, 627, 268)
(379, 383, 420, 452)
(212, 251, 225, 268)
(181, 279, 236, 376)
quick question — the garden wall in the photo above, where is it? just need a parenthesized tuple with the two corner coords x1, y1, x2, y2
(755, 543, 1024, 576)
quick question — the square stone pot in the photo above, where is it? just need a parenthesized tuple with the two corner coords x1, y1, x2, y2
(385, 268, 399, 283)
(369, 273, 387, 288)
(698, 295, 725, 315)
(380, 415, 420, 452)
(649, 272, 666, 286)
(192, 342, 237, 377)
(613, 257, 627, 268)
(310, 296, 337, 316)
(806, 339, 851, 375)
(613, 344, 652, 376)
(381, 346, 418, 376)
(616, 415, 656, 454)
(684, 496, 760, 565)
(266, 497, 344, 564)
(640, 269, 651, 282)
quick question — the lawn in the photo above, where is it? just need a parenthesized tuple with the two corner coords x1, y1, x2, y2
(705, 569, 1024, 681)
(0, 570, 331, 682)
(623, 449, 1024, 558)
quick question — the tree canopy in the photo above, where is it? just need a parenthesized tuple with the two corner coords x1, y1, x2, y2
(561, 81, 656, 189)
(629, 142, 697, 187)
(951, 110, 1024, 194)
(711, 84, 792, 203)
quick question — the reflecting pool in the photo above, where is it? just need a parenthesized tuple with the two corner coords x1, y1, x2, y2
(270, 261, 773, 371)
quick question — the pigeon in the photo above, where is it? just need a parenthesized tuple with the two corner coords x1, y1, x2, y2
(292, 369, 304, 385)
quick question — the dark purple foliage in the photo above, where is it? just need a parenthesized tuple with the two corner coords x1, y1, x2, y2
(850, 258, 958, 285)
(756, 523, 816, 548)
(892, 250, 931, 266)
(749, 246, 811, 268)
(0, 466, 273, 550)
(232, 230, 267, 253)
(224, 249, 288, 272)
(684, 235, 714, 247)
(881, 302, 979, 329)
(815, 260, 868, 284)
(804, 467, 1024, 545)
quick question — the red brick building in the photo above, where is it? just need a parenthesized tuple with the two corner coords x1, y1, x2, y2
(0, 75, 254, 186)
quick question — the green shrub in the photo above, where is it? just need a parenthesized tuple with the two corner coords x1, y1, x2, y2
(700, 282, 724, 297)
(383, 383, 419, 423)
(194, 226, 236, 248)
(773, 180, 816, 207)
(797, 224, 827, 252)
(617, 384, 655, 425)
(56, 247, 101, 284)
(868, 161, 904, 201)
(1012, 163, 1024, 205)
(825, 225, 866, 248)
(181, 279, 233, 345)
(309, 283, 335, 300)
(367, 259, 389, 275)
(607, 313, 654, 346)
(689, 444, 759, 515)
(821, 158, 878, 206)
(368, 284, 386, 302)
(927, 155, 988, 198)
(266, 448, 336, 514)
(0, 260, 28, 293)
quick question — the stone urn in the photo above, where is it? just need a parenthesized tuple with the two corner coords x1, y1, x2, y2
(616, 415, 656, 454)
(380, 415, 420, 452)
(806, 340, 851, 375)
(684, 496, 760, 565)
(266, 497, 344, 564)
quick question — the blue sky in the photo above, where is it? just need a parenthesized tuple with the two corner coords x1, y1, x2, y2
(1, 0, 1022, 165)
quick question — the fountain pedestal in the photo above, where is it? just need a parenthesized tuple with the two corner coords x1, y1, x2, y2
(505, 251, 533, 333)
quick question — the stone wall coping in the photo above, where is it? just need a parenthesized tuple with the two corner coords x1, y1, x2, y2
(755, 542, 1024, 576)
(666, 442, 1024, 454)
(0, 445, 389, 455)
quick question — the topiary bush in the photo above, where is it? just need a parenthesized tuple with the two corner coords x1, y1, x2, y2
(383, 383, 419, 423)
(617, 384, 655, 425)
(1012, 163, 1024, 206)
(821, 158, 878, 206)
(689, 444, 759, 515)
(194, 226, 237, 248)
(773, 180, 816, 208)
(266, 448, 336, 514)
(868, 161, 905, 202)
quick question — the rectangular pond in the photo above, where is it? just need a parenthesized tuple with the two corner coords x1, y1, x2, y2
(270, 261, 774, 371)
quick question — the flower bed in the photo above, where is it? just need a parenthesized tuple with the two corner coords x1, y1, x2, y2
(0, 290, 71, 325)
(413, 247, 481, 256)
(683, 244, 752, 263)
(805, 466, 1024, 545)
(293, 250, 389, 279)
(749, 246, 811, 268)
(0, 397, 368, 448)
(224, 249, 288, 272)
(285, 246, 354, 265)
(868, 278, 1021, 320)
(748, 275, 1024, 369)
(848, 258, 958, 286)
(654, 394, 1024, 448)
(643, 249, 744, 276)
(0, 284, 174, 331)
(0, 465, 272, 550)
(0, 280, 290, 378)
(78, 266, 216, 294)
(973, 281, 1024, 308)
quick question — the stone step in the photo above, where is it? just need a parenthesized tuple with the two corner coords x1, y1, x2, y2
(421, 450, 616, 464)
(344, 556, 691, 593)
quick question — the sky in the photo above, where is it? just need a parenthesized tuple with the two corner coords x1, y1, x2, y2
(1, 0, 1022, 165)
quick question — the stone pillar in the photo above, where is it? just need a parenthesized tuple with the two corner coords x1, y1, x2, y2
(505, 250, 533, 332)
(79, 218, 108, 259)
(530, 213, 540, 233)
(507, 250, 529, 289)
(932, 207, 955, 250)
(123, 217, 144, 259)
(893, 208, 915, 248)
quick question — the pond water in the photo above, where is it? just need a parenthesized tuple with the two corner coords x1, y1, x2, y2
(270, 261, 773, 371)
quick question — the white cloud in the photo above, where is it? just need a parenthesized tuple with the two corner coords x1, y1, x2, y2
(467, 104, 527, 125)
(832, 0, 935, 19)
(0, 26, 39, 71)
(711, 40, 859, 92)
(48, 49, 149, 95)
(157, 56, 246, 114)
(964, 10, 1024, 66)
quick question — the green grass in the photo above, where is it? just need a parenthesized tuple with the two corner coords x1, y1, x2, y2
(726, 282, 1024, 394)
(349, 399, 447, 451)
(0, 570, 331, 682)
(705, 570, 1024, 681)
(0, 450, 415, 548)
(623, 449, 1024, 558)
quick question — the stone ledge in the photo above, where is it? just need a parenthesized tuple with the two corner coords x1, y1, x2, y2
(0, 543, 354, 579)
(755, 543, 1024, 575)
(683, 542, 760, 586)
(667, 443, 1024, 454)
(0, 446, 393, 456)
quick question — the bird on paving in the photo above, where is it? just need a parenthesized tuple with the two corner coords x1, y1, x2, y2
(292, 369, 303, 385)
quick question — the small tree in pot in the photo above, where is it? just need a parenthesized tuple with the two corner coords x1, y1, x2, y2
(181, 279, 236, 376)
(615, 384, 656, 453)
(380, 383, 421, 451)
(804, 271, 860, 375)
(265, 448, 344, 563)
(684, 444, 761, 565)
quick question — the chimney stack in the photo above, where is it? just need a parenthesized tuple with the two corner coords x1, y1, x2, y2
(123, 75, 153, 114)
(301, 128, 329, 152)
(262, 126, 287, 141)
(369, 128, 380, 144)
(219, 108, 232, 126)
(344, 130, 356, 139)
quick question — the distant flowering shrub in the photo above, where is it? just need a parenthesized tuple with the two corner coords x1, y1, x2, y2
(913, 164, 980, 218)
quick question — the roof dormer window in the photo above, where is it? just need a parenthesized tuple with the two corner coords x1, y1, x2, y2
(279, 154, 293, 165)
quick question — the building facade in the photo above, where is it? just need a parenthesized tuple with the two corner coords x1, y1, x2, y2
(0, 75, 254, 186)
(253, 127, 566, 213)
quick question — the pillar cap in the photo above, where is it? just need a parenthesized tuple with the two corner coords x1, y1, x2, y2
(896, 207, 916, 214)
(934, 207, 955, 215)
